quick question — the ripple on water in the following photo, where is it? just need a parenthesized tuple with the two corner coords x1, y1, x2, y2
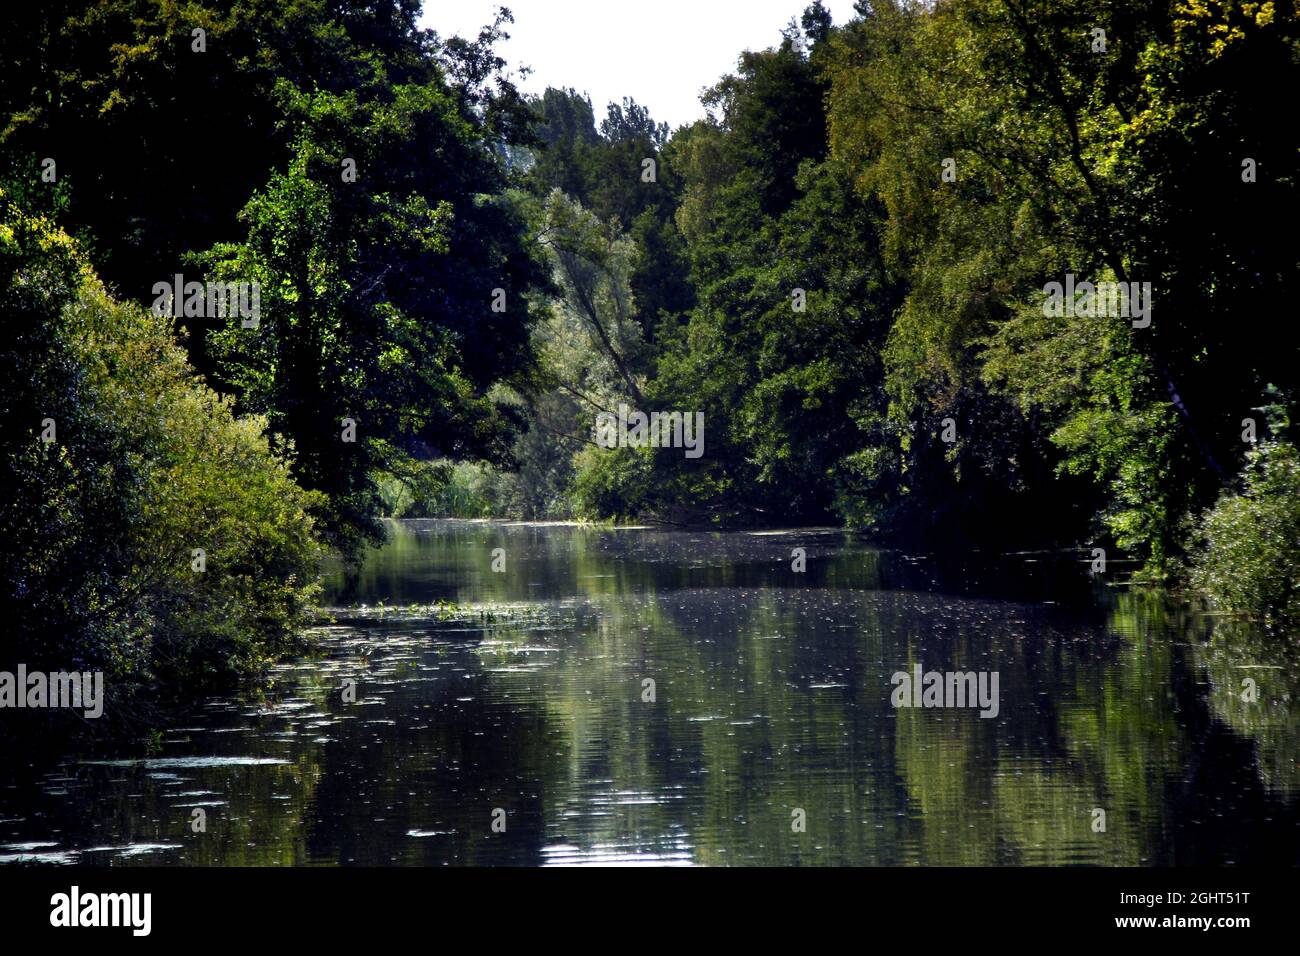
(81, 757, 291, 769)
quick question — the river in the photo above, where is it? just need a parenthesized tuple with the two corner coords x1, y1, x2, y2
(2, 519, 1297, 865)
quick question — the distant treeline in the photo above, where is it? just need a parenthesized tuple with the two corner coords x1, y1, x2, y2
(1, 0, 1296, 729)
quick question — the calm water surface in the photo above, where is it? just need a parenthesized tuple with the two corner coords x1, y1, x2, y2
(3, 520, 1297, 865)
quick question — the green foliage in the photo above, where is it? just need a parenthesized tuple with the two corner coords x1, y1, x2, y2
(506, 0, 1297, 618)
(1190, 442, 1300, 629)
(4, 1, 546, 560)
(0, 192, 322, 724)
(3, 0, 435, 310)
(196, 31, 545, 557)
(981, 288, 1184, 563)
(625, 34, 899, 527)
(571, 444, 656, 522)
(527, 88, 690, 334)
(816, 0, 1299, 564)
(377, 460, 500, 519)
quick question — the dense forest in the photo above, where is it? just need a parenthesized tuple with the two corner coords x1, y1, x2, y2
(2, 0, 1297, 727)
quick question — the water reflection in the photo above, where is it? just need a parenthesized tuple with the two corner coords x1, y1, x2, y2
(1, 520, 1296, 865)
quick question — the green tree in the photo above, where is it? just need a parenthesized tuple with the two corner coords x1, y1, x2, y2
(200, 76, 545, 556)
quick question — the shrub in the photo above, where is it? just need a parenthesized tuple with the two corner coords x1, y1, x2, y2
(1189, 441, 1300, 630)
(0, 190, 323, 729)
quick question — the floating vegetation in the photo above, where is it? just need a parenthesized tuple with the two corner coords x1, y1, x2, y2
(313, 599, 570, 628)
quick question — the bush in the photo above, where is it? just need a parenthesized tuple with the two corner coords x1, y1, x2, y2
(0, 191, 323, 728)
(1189, 441, 1300, 630)
(570, 444, 656, 521)
(376, 460, 501, 519)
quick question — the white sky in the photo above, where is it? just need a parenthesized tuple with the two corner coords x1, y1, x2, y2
(419, 1, 862, 131)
